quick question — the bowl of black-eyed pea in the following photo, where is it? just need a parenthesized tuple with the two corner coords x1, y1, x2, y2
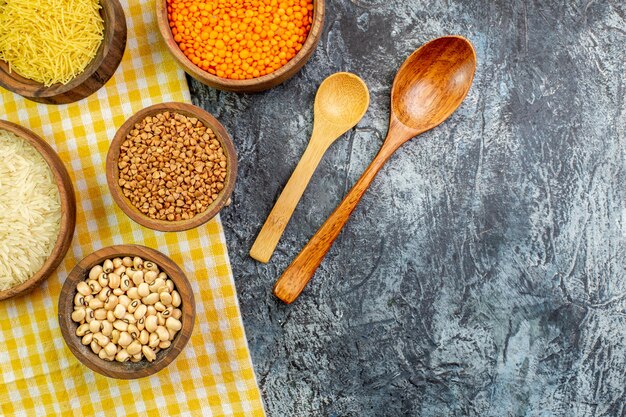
(58, 245, 195, 379)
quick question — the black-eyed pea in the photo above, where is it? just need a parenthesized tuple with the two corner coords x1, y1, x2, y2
(133, 256, 143, 269)
(166, 317, 182, 332)
(104, 342, 117, 357)
(167, 328, 177, 340)
(91, 340, 102, 354)
(156, 326, 169, 342)
(144, 271, 157, 284)
(88, 265, 103, 281)
(161, 307, 172, 318)
(157, 313, 166, 326)
(118, 331, 132, 347)
(112, 257, 123, 269)
(71, 308, 86, 323)
(157, 272, 167, 280)
(127, 299, 140, 313)
(153, 347, 160, 355)
(137, 283, 150, 298)
(76, 323, 91, 337)
(144, 261, 158, 272)
(98, 273, 109, 288)
(149, 278, 164, 293)
(142, 345, 156, 362)
(160, 292, 172, 306)
(116, 349, 130, 362)
(122, 256, 132, 267)
(93, 332, 110, 347)
(127, 340, 142, 355)
(159, 341, 171, 349)
(137, 317, 145, 331)
(165, 279, 174, 293)
(113, 265, 125, 277)
(118, 295, 131, 308)
(77, 281, 91, 296)
(171, 291, 181, 308)
(147, 306, 157, 316)
(74, 292, 85, 307)
(134, 304, 147, 320)
(113, 320, 128, 332)
(120, 276, 131, 291)
(101, 321, 113, 337)
(132, 270, 144, 286)
(84, 294, 93, 303)
(112, 288, 124, 296)
(148, 333, 160, 348)
(82, 333, 93, 346)
(103, 259, 114, 273)
(108, 273, 121, 289)
(122, 313, 136, 325)
(98, 349, 111, 361)
(88, 280, 102, 294)
(111, 329, 120, 344)
(127, 324, 139, 340)
(145, 315, 158, 333)
(144, 293, 160, 305)
(172, 308, 182, 320)
(107, 310, 116, 323)
(97, 287, 110, 302)
(94, 308, 107, 321)
(85, 308, 95, 323)
(104, 295, 118, 311)
(139, 329, 149, 345)
(130, 355, 142, 363)
(155, 302, 166, 312)
(88, 298, 104, 310)
(113, 304, 126, 319)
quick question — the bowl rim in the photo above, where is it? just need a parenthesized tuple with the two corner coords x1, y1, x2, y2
(155, 0, 325, 90)
(0, 120, 76, 301)
(57, 244, 196, 379)
(0, 0, 127, 102)
(106, 102, 238, 232)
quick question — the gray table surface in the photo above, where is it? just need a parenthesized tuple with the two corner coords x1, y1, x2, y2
(190, 1, 626, 415)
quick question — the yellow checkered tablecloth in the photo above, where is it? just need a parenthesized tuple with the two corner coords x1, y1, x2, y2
(0, 1, 265, 416)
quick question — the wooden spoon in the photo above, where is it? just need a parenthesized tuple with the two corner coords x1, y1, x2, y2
(273, 36, 477, 303)
(250, 72, 370, 263)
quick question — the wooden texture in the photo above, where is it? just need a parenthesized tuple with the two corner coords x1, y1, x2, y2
(0, 0, 127, 105)
(0, 120, 76, 301)
(273, 36, 477, 303)
(156, 0, 325, 93)
(106, 102, 238, 232)
(250, 73, 369, 263)
(58, 245, 196, 379)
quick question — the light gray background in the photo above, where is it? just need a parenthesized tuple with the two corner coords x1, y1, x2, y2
(191, 1, 626, 415)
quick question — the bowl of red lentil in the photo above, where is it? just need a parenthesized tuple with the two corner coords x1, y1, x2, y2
(156, 0, 325, 93)
(105, 102, 237, 232)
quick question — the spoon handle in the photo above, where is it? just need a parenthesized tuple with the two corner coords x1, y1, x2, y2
(273, 142, 397, 303)
(250, 138, 328, 263)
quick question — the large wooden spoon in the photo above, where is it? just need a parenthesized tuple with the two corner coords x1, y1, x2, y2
(250, 73, 369, 263)
(273, 36, 477, 304)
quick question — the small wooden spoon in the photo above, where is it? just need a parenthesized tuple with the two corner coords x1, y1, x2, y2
(274, 36, 477, 303)
(250, 72, 370, 263)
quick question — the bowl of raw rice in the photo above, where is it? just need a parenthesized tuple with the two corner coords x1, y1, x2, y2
(0, 120, 76, 301)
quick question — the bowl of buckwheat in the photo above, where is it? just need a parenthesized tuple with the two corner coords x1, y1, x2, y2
(58, 245, 195, 379)
(106, 102, 237, 232)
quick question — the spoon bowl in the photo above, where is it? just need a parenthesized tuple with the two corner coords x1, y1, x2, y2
(316, 73, 370, 127)
(393, 36, 476, 133)
(274, 36, 476, 303)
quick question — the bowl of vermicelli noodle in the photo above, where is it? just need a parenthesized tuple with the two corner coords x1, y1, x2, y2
(0, 0, 127, 104)
(0, 120, 76, 301)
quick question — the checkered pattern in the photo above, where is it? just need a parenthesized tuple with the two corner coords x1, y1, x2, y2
(0, 1, 265, 416)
